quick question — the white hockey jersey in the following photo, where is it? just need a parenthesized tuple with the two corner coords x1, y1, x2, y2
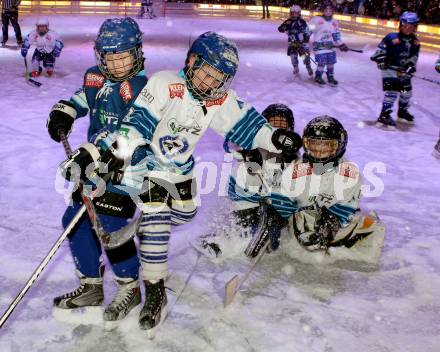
(112, 70, 279, 185)
(228, 150, 297, 217)
(308, 16, 343, 54)
(273, 157, 362, 226)
(22, 30, 63, 54)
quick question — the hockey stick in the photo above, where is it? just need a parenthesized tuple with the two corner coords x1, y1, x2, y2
(348, 48, 363, 53)
(0, 185, 103, 328)
(58, 131, 140, 249)
(387, 65, 440, 86)
(224, 238, 270, 307)
(23, 57, 42, 87)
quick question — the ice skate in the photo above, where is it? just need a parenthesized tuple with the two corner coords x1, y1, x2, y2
(103, 277, 141, 321)
(375, 110, 396, 130)
(139, 279, 167, 338)
(396, 108, 415, 125)
(53, 270, 104, 309)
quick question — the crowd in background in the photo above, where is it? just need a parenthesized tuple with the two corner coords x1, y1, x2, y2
(166, 0, 440, 24)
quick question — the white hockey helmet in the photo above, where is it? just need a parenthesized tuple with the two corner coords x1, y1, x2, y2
(36, 18, 49, 27)
(290, 5, 301, 14)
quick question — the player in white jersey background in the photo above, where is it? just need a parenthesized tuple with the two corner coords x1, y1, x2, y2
(308, 2, 349, 86)
(21, 18, 64, 77)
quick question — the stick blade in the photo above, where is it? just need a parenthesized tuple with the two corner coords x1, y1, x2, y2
(224, 274, 239, 307)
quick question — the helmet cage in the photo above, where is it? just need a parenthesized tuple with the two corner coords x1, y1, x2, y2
(303, 137, 339, 163)
(268, 115, 292, 130)
(185, 56, 233, 100)
(95, 45, 143, 82)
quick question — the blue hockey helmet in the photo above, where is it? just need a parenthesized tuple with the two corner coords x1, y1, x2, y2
(399, 11, 419, 26)
(94, 17, 144, 81)
(185, 31, 239, 100)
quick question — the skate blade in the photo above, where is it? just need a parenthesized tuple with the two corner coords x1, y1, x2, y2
(144, 305, 168, 339)
(375, 122, 396, 131)
(396, 118, 415, 125)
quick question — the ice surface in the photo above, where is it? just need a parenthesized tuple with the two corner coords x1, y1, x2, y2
(1, 15, 440, 352)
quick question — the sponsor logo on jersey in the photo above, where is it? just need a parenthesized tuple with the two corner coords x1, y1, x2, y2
(139, 88, 155, 105)
(392, 38, 401, 45)
(292, 163, 312, 179)
(168, 119, 202, 136)
(205, 93, 228, 107)
(168, 83, 185, 99)
(85, 73, 105, 88)
(119, 81, 133, 103)
(339, 162, 359, 179)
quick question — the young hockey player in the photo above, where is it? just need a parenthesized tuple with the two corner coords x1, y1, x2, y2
(370, 12, 420, 129)
(308, 2, 349, 86)
(47, 18, 147, 322)
(433, 55, 440, 158)
(138, 0, 156, 19)
(271, 116, 384, 252)
(21, 19, 64, 77)
(58, 32, 302, 335)
(278, 5, 313, 77)
(195, 103, 301, 258)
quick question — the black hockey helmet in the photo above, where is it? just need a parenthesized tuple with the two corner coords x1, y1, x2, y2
(303, 115, 347, 163)
(262, 103, 295, 131)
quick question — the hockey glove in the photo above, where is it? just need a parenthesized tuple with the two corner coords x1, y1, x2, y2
(436, 61, 440, 74)
(21, 48, 27, 57)
(371, 53, 387, 70)
(338, 43, 349, 52)
(47, 100, 77, 142)
(53, 48, 61, 58)
(240, 149, 263, 175)
(314, 206, 340, 249)
(59, 142, 123, 183)
(271, 129, 302, 156)
(403, 64, 416, 76)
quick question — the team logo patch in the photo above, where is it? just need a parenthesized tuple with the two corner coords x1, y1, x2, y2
(205, 93, 228, 108)
(339, 162, 359, 179)
(292, 163, 312, 179)
(168, 83, 185, 99)
(119, 81, 133, 103)
(85, 73, 105, 88)
(392, 38, 401, 45)
(159, 135, 189, 157)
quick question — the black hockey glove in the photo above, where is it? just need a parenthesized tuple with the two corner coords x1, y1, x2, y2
(403, 64, 416, 76)
(436, 61, 440, 74)
(271, 129, 302, 156)
(314, 206, 340, 249)
(371, 54, 387, 70)
(240, 149, 263, 175)
(47, 100, 77, 142)
(59, 142, 123, 183)
(338, 43, 349, 52)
